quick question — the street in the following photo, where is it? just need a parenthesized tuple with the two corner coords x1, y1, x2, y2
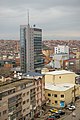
(59, 99, 80, 120)
(35, 99, 80, 120)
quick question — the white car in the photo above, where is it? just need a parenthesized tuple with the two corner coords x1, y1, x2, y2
(68, 105, 76, 110)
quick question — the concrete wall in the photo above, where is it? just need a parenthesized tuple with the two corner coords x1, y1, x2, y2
(54, 74, 75, 84)
(45, 75, 55, 84)
(45, 88, 73, 108)
(45, 73, 75, 84)
(45, 85, 80, 108)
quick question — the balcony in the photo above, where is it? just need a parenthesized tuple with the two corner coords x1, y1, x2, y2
(9, 106, 22, 114)
(8, 98, 22, 107)
(30, 92, 36, 97)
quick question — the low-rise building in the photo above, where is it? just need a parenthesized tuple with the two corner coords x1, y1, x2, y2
(63, 58, 80, 73)
(0, 79, 34, 120)
(22, 72, 45, 108)
(53, 53, 69, 69)
(45, 83, 80, 108)
(44, 70, 76, 84)
(54, 45, 69, 54)
(0, 72, 45, 120)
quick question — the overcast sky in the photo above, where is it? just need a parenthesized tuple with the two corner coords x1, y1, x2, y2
(0, 0, 80, 40)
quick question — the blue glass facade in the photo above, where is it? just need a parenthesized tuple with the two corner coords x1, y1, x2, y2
(20, 26, 27, 73)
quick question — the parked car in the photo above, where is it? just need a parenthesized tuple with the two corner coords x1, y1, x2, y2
(66, 104, 76, 110)
(49, 108, 58, 113)
(58, 110, 65, 115)
(46, 118, 55, 120)
(68, 105, 76, 110)
(47, 115, 56, 120)
(52, 113, 60, 119)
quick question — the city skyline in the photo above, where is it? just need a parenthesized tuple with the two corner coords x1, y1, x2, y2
(0, 0, 80, 40)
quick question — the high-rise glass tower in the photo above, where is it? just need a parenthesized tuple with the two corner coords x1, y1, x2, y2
(20, 24, 43, 73)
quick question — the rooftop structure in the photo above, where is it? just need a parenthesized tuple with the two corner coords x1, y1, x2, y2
(0, 78, 33, 92)
(0, 75, 45, 120)
(45, 83, 74, 91)
(44, 70, 74, 75)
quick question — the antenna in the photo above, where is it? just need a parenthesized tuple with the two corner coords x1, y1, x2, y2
(27, 9, 29, 25)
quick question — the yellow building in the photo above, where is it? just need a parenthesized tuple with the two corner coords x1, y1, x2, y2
(45, 70, 76, 84)
(75, 51, 80, 59)
(45, 83, 80, 108)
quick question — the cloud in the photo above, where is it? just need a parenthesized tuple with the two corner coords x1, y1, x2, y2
(0, 0, 80, 40)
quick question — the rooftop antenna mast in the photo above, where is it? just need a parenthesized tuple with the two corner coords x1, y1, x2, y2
(27, 9, 29, 25)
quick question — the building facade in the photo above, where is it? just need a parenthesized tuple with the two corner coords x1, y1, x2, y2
(53, 53, 69, 69)
(54, 45, 69, 54)
(63, 58, 80, 73)
(20, 25, 43, 73)
(22, 72, 45, 108)
(0, 74, 45, 120)
(45, 83, 80, 108)
(0, 79, 35, 120)
(44, 70, 80, 108)
(44, 70, 76, 84)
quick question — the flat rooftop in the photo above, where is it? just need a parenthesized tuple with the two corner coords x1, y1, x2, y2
(0, 79, 33, 93)
(45, 83, 75, 91)
(44, 70, 74, 75)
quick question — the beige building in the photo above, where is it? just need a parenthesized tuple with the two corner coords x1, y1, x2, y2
(22, 72, 45, 108)
(45, 83, 80, 108)
(44, 70, 80, 108)
(0, 79, 34, 120)
(0, 72, 45, 120)
(76, 52, 80, 58)
(44, 70, 76, 84)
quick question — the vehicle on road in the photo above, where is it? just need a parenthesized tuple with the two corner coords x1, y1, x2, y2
(46, 118, 55, 120)
(49, 108, 58, 113)
(68, 106, 75, 110)
(68, 105, 76, 110)
(66, 104, 76, 110)
(46, 115, 56, 120)
(52, 113, 60, 119)
(58, 110, 65, 115)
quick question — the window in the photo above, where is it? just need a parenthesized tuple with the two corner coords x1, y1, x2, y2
(23, 101, 26, 105)
(16, 104, 18, 107)
(48, 93, 51, 96)
(49, 100, 51, 103)
(27, 106, 29, 110)
(3, 110, 7, 115)
(27, 91, 29, 95)
(37, 81, 39, 85)
(54, 94, 57, 97)
(37, 87, 39, 91)
(61, 95, 64, 98)
(23, 109, 26, 112)
(55, 101, 58, 104)
(37, 100, 39, 103)
(27, 99, 29, 103)
(59, 76, 61, 79)
(23, 93, 25, 97)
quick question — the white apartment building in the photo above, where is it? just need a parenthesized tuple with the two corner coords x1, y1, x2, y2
(54, 45, 69, 54)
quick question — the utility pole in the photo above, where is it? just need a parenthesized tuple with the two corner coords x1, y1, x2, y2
(72, 85, 76, 104)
